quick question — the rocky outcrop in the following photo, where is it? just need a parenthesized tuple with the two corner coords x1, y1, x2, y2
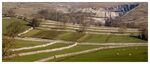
(106, 3, 147, 28)
(108, 3, 139, 15)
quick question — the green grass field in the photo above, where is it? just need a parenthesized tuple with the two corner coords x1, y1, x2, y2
(22, 29, 147, 43)
(81, 34, 147, 43)
(12, 39, 46, 48)
(54, 46, 148, 62)
(2, 17, 147, 62)
(23, 29, 67, 39)
(56, 32, 85, 41)
(22, 29, 85, 41)
(15, 43, 71, 53)
(2, 18, 30, 34)
(3, 45, 102, 62)
(22, 29, 41, 37)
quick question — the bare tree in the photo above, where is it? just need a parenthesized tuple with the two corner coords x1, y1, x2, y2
(77, 13, 86, 33)
(5, 8, 15, 17)
(2, 36, 15, 58)
(60, 14, 70, 29)
(38, 9, 49, 19)
(6, 21, 25, 37)
(139, 22, 148, 40)
(77, 12, 92, 33)
(118, 24, 127, 34)
(3, 21, 24, 58)
(29, 18, 40, 29)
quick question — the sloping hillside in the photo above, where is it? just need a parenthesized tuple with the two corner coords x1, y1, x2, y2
(2, 2, 137, 17)
(116, 3, 148, 28)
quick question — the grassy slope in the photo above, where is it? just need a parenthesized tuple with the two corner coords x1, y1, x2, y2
(56, 46, 148, 62)
(15, 43, 71, 53)
(2, 18, 30, 34)
(13, 39, 46, 48)
(23, 29, 85, 41)
(56, 32, 85, 41)
(32, 30, 64, 39)
(3, 45, 102, 62)
(23, 29, 147, 43)
(82, 34, 147, 43)
(22, 29, 41, 37)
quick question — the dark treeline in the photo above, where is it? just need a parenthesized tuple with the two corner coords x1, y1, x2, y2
(37, 9, 94, 24)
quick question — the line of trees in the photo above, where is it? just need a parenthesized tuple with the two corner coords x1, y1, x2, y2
(105, 15, 148, 40)
(3, 8, 16, 17)
(37, 9, 93, 32)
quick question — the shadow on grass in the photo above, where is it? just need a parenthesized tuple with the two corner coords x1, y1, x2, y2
(129, 35, 147, 41)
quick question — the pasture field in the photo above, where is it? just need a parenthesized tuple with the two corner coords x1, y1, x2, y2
(53, 46, 148, 62)
(12, 39, 47, 48)
(3, 45, 103, 62)
(14, 43, 71, 53)
(22, 29, 147, 43)
(82, 34, 147, 43)
(2, 17, 147, 62)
